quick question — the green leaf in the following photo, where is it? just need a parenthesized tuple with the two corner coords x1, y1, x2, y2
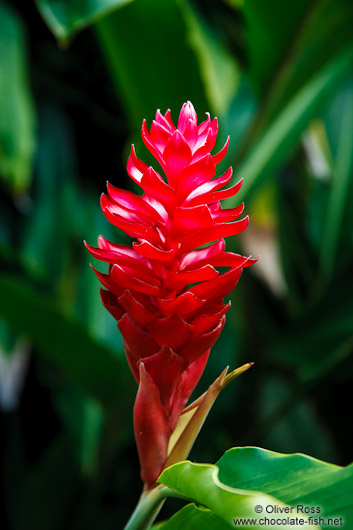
(267, 281, 353, 380)
(227, 46, 353, 205)
(0, 271, 133, 409)
(158, 460, 311, 529)
(275, 160, 317, 315)
(55, 385, 104, 476)
(231, 0, 353, 199)
(320, 77, 353, 281)
(152, 504, 229, 530)
(243, 0, 353, 124)
(217, 447, 353, 528)
(75, 191, 126, 352)
(34, 0, 133, 42)
(179, 1, 239, 117)
(0, 2, 35, 193)
(266, 0, 353, 121)
(95, 0, 209, 133)
(257, 376, 337, 463)
(244, 0, 308, 95)
(20, 105, 124, 352)
(0, 318, 19, 357)
(14, 435, 79, 530)
(158, 447, 353, 529)
(21, 105, 78, 282)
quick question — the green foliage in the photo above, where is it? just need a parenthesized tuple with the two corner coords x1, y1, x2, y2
(0, 273, 132, 408)
(0, 2, 35, 193)
(320, 77, 353, 281)
(156, 447, 353, 529)
(217, 447, 353, 515)
(244, 0, 308, 95)
(153, 504, 229, 530)
(1, 0, 353, 528)
(158, 460, 309, 529)
(180, 2, 239, 117)
(34, 0, 133, 42)
(96, 0, 209, 133)
(231, 46, 353, 204)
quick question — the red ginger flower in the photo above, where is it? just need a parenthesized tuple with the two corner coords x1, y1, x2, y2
(86, 102, 255, 486)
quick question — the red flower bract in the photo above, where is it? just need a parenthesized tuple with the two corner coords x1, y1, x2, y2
(86, 102, 255, 486)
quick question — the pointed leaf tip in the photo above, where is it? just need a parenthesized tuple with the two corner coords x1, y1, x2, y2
(165, 363, 252, 469)
(222, 362, 254, 388)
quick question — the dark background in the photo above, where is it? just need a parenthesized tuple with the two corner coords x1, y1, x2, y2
(1, 0, 353, 527)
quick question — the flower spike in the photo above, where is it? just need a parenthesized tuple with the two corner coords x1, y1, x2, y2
(87, 102, 256, 487)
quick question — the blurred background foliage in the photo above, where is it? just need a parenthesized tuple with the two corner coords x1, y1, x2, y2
(0, 0, 353, 527)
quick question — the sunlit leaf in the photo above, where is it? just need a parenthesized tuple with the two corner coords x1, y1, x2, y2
(159, 459, 311, 529)
(158, 447, 353, 529)
(217, 447, 353, 527)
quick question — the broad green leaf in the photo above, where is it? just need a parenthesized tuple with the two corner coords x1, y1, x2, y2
(96, 0, 209, 133)
(217, 447, 353, 528)
(0, 2, 35, 193)
(34, 0, 133, 42)
(152, 503, 229, 530)
(0, 272, 132, 409)
(159, 460, 311, 529)
(226, 46, 353, 206)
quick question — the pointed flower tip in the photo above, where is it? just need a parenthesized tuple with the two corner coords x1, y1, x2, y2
(139, 361, 147, 376)
(221, 365, 229, 378)
(83, 240, 94, 254)
(179, 101, 197, 128)
(184, 100, 195, 111)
